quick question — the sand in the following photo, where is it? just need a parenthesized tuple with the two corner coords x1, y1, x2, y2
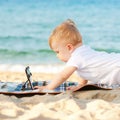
(0, 71, 120, 120)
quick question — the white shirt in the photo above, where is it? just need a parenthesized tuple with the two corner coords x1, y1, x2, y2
(66, 45, 120, 85)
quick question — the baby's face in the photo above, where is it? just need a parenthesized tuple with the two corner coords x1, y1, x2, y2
(51, 42, 72, 62)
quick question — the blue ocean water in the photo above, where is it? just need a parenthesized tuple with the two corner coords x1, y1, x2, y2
(0, 0, 120, 65)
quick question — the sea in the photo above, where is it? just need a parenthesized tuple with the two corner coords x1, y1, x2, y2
(0, 0, 120, 73)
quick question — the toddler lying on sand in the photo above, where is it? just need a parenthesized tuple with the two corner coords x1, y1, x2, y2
(34, 19, 120, 91)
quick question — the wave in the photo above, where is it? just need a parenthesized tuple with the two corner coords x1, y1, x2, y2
(94, 48, 120, 53)
(0, 36, 34, 40)
(0, 64, 64, 73)
(0, 48, 53, 54)
(0, 48, 55, 64)
(0, 47, 120, 64)
(0, 48, 57, 64)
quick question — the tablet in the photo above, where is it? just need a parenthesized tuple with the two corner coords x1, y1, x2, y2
(21, 66, 34, 90)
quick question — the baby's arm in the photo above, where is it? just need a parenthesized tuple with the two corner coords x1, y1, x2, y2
(34, 66, 77, 90)
(66, 78, 88, 91)
(46, 66, 77, 90)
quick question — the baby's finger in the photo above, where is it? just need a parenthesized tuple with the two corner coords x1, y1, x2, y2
(66, 86, 80, 91)
(33, 86, 39, 89)
(66, 86, 73, 90)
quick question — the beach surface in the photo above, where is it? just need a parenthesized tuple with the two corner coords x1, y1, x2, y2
(0, 0, 120, 119)
(0, 71, 120, 120)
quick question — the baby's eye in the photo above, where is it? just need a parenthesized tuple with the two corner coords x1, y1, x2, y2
(56, 51, 59, 54)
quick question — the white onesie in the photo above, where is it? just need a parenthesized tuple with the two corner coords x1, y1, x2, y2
(67, 45, 120, 85)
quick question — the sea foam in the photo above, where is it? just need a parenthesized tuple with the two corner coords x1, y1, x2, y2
(0, 64, 64, 73)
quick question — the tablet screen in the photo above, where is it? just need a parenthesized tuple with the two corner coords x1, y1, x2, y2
(25, 66, 33, 90)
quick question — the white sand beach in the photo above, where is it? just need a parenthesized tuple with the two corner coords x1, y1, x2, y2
(0, 71, 120, 120)
(0, 0, 119, 119)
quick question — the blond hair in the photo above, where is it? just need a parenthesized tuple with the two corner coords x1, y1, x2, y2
(49, 19, 82, 49)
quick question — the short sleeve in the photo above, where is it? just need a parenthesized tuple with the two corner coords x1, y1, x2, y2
(66, 54, 84, 70)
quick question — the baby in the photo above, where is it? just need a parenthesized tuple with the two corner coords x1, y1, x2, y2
(34, 19, 120, 91)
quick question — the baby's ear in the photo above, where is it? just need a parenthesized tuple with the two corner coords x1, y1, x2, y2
(66, 44, 74, 51)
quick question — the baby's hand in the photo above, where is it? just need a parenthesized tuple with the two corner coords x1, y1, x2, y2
(34, 86, 46, 91)
(66, 84, 84, 91)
